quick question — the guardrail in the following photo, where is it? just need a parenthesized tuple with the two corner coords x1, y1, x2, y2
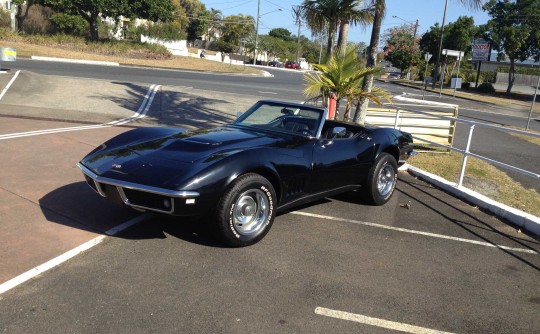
(391, 106, 540, 187)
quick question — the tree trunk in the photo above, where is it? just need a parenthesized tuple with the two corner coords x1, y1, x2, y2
(353, 0, 384, 124)
(506, 58, 515, 94)
(336, 21, 349, 50)
(15, 2, 32, 32)
(90, 19, 99, 41)
(334, 98, 340, 120)
(325, 27, 335, 60)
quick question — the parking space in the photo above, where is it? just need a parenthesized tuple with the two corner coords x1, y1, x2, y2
(0, 71, 539, 333)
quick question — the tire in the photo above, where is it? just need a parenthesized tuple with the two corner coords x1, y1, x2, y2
(213, 173, 276, 247)
(364, 153, 398, 206)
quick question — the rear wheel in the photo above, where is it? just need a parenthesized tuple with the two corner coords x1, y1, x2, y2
(213, 174, 276, 247)
(364, 153, 398, 205)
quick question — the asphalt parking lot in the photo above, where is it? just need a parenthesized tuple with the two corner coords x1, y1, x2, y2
(0, 71, 539, 333)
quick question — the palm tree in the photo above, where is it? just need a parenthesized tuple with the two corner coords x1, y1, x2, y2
(300, 0, 340, 59)
(300, 0, 372, 59)
(353, 0, 484, 124)
(336, 0, 373, 50)
(304, 46, 389, 121)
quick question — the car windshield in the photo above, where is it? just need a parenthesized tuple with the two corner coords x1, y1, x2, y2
(233, 101, 325, 137)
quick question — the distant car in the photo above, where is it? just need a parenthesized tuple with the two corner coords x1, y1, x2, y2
(388, 72, 401, 79)
(285, 61, 299, 69)
(77, 100, 414, 247)
(268, 60, 282, 67)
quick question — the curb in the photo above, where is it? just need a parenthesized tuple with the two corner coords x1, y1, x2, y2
(31, 56, 120, 66)
(401, 164, 540, 236)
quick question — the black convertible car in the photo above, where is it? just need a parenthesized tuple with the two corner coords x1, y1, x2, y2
(78, 100, 414, 246)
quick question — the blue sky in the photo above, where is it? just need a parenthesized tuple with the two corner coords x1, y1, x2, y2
(200, 0, 490, 44)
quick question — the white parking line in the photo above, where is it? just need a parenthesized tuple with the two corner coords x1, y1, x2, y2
(0, 84, 161, 140)
(315, 307, 455, 334)
(292, 211, 538, 255)
(0, 70, 21, 101)
(0, 213, 151, 295)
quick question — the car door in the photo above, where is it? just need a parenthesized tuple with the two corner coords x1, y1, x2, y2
(310, 134, 375, 193)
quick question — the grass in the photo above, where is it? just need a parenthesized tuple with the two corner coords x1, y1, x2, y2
(410, 151, 540, 217)
(0, 30, 261, 75)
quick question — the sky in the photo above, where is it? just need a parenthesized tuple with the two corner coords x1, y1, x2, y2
(200, 0, 491, 44)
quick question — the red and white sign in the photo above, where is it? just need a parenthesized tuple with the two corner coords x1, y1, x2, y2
(472, 39, 490, 61)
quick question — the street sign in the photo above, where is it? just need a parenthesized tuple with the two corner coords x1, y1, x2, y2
(424, 53, 432, 62)
(442, 49, 464, 59)
(1, 47, 16, 61)
(472, 39, 490, 61)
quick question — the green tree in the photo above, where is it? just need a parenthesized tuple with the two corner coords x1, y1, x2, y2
(40, 0, 175, 41)
(383, 24, 420, 74)
(420, 16, 477, 61)
(220, 14, 255, 46)
(300, 0, 372, 59)
(269, 28, 293, 41)
(304, 46, 388, 120)
(483, 0, 540, 93)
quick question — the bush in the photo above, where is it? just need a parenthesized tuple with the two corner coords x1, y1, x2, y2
(0, 8, 10, 29)
(208, 39, 236, 53)
(477, 82, 495, 93)
(462, 82, 471, 89)
(50, 13, 87, 36)
(22, 5, 54, 35)
(131, 22, 186, 42)
(481, 70, 497, 83)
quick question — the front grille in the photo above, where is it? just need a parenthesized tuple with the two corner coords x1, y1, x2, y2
(123, 188, 174, 213)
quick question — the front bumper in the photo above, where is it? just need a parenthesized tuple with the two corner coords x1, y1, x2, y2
(77, 163, 200, 215)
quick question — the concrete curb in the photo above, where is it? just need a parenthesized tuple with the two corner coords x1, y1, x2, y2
(31, 56, 120, 67)
(401, 164, 540, 236)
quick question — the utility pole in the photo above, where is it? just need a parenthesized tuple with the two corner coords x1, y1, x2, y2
(407, 19, 418, 80)
(253, 0, 260, 65)
(292, 6, 302, 62)
(433, 0, 449, 88)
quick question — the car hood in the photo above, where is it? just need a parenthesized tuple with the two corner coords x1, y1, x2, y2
(81, 126, 287, 186)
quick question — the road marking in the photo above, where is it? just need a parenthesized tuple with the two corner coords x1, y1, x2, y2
(292, 211, 538, 255)
(315, 307, 455, 334)
(258, 91, 278, 94)
(0, 213, 151, 295)
(0, 84, 161, 140)
(0, 70, 21, 101)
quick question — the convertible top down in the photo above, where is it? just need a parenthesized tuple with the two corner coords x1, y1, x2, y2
(78, 100, 414, 246)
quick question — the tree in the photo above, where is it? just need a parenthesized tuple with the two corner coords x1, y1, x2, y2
(335, 0, 373, 50)
(300, 0, 372, 59)
(40, 0, 175, 41)
(269, 28, 294, 41)
(220, 14, 255, 46)
(483, 0, 540, 94)
(304, 46, 388, 121)
(352, 0, 384, 124)
(13, 0, 37, 32)
(383, 24, 420, 74)
(420, 16, 477, 61)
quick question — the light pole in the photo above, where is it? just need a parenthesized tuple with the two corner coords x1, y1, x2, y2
(253, 5, 282, 65)
(392, 15, 418, 80)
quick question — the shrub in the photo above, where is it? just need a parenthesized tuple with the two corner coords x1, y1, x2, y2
(22, 5, 54, 35)
(477, 82, 495, 93)
(461, 82, 471, 89)
(208, 39, 236, 53)
(481, 70, 497, 83)
(50, 13, 87, 36)
(0, 8, 10, 29)
(132, 22, 186, 42)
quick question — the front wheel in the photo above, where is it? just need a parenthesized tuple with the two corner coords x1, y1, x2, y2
(212, 174, 276, 247)
(364, 153, 398, 205)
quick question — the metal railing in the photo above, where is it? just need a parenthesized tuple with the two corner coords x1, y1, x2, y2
(391, 107, 540, 187)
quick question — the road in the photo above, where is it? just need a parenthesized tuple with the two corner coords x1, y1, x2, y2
(0, 61, 538, 333)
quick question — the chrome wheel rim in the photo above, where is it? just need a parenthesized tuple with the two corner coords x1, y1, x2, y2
(377, 164, 395, 197)
(233, 189, 269, 236)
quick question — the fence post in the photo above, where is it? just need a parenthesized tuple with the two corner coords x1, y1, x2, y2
(458, 124, 475, 187)
(394, 108, 401, 129)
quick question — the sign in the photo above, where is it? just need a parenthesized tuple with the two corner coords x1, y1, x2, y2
(472, 39, 490, 61)
(1, 47, 16, 61)
(442, 49, 464, 60)
(424, 53, 432, 62)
